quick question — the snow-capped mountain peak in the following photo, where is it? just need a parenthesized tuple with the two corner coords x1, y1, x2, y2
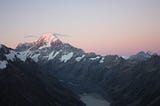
(35, 33, 58, 49)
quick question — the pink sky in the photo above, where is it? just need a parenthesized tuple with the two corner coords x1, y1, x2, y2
(0, 0, 160, 56)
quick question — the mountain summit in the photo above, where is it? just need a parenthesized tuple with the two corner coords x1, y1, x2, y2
(35, 33, 59, 49)
(16, 33, 62, 51)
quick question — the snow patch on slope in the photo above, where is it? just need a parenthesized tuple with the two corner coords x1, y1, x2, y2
(90, 56, 100, 61)
(48, 51, 59, 60)
(0, 60, 8, 69)
(60, 52, 73, 63)
(30, 54, 40, 62)
(75, 55, 85, 62)
(121, 56, 129, 60)
(99, 57, 105, 63)
(5, 50, 16, 61)
(4, 49, 30, 62)
(48, 51, 54, 60)
(38, 45, 50, 49)
(16, 50, 30, 62)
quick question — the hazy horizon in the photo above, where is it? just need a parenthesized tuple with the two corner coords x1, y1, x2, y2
(0, 0, 160, 56)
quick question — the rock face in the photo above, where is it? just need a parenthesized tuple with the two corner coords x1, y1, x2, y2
(15, 33, 160, 106)
(0, 44, 85, 106)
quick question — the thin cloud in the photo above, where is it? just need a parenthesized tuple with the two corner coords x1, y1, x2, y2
(52, 32, 71, 37)
(24, 35, 39, 38)
(24, 32, 71, 39)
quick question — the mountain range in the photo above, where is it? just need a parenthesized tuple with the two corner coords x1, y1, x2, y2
(0, 33, 160, 106)
(0, 44, 85, 106)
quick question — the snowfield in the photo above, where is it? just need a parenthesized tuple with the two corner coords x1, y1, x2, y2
(99, 57, 105, 63)
(48, 51, 59, 60)
(5, 50, 16, 61)
(60, 52, 73, 63)
(90, 56, 100, 61)
(75, 55, 85, 62)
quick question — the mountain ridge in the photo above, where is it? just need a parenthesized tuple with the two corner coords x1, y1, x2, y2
(1, 33, 160, 106)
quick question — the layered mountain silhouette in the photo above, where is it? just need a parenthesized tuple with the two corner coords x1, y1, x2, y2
(0, 33, 160, 106)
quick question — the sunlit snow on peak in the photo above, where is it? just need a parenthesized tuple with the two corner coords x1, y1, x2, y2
(36, 33, 58, 49)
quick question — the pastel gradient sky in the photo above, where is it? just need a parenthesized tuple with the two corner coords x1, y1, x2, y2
(0, 0, 160, 56)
